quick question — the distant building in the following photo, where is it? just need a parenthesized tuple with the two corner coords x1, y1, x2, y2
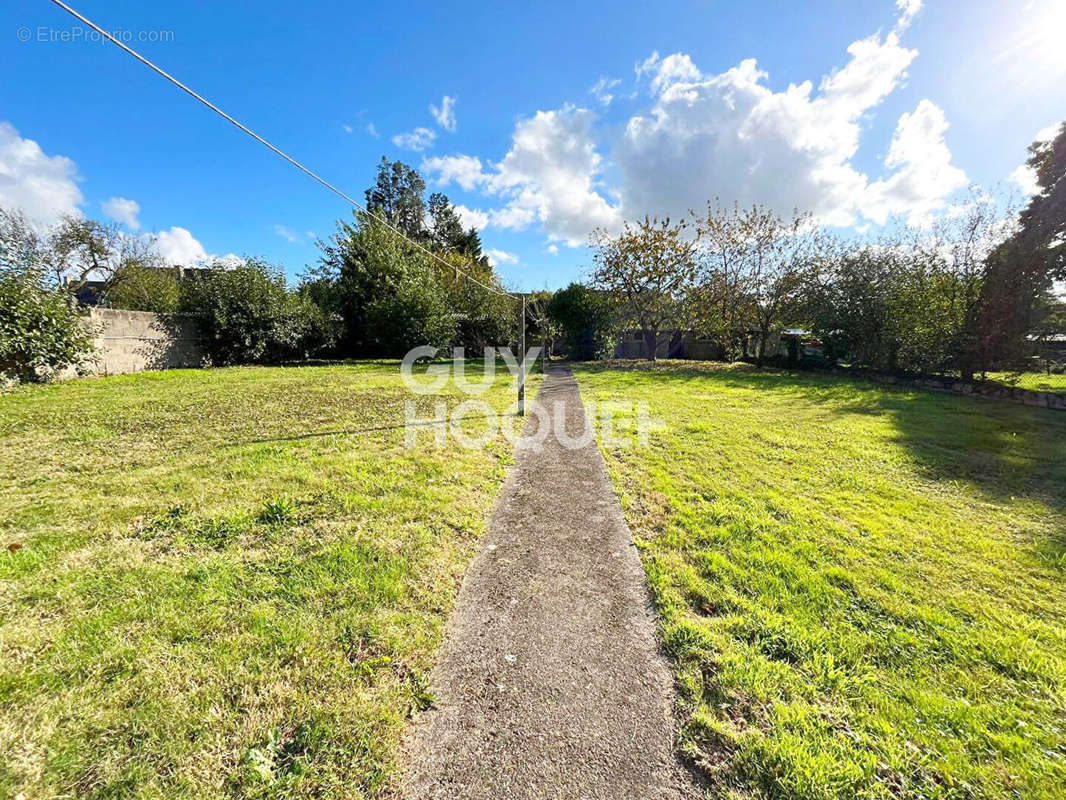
(742, 329, 823, 362)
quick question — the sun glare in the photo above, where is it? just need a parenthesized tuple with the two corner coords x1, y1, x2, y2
(1001, 0, 1066, 79)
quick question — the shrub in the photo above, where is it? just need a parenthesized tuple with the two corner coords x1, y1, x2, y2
(439, 252, 515, 352)
(363, 270, 456, 354)
(318, 216, 456, 356)
(547, 282, 616, 360)
(105, 264, 181, 313)
(179, 259, 336, 365)
(0, 265, 94, 383)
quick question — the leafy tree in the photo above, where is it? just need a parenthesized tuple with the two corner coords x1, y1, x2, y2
(1030, 291, 1066, 373)
(976, 122, 1065, 370)
(364, 157, 429, 242)
(809, 245, 901, 369)
(689, 201, 759, 358)
(315, 215, 455, 356)
(436, 250, 514, 352)
(427, 192, 485, 260)
(917, 198, 1005, 377)
(547, 282, 615, 360)
(49, 216, 162, 299)
(810, 199, 1010, 377)
(523, 290, 556, 368)
(589, 216, 696, 361)
(105, 264, 181, 312)
(694, 204, 825, 367)
(1, 209, 94, 382)
(180, 258, 335, 365)
(1016, 122, 1066, 282)
(310, 160, 510, 357)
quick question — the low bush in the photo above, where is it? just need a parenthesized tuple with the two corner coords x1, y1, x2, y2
(0, 265, 93, 383)
(179, 259, 337, 365)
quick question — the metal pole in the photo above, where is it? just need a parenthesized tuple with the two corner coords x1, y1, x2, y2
(518, 294, 526, 416)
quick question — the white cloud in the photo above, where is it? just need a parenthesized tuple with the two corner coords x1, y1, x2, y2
(342, 123, 354, 134)
(637, 51, 701, 94)
(154, 226, 206, 265)
(425, 16, 969, 243)
(430, 96, 457, 132)
(151, 226, 240, 268)
(453, 203, 489, 230)
(1034, 122, 1062, 143)
(1007, 122, 1062, 196)
(490, 205, 537, 231)
(392, 126, 437, 152)
(0, 121, 82, 227)
(422, 154, 487, 191)
(367, 122, 380, 138)
(616, 28, 950, 227)
(547, 244, 559, 255)
(425, 105, 622, 246)
(589, 77, 622, 106)
(895, 0, 922, 31)
(102, 196, 141, 230)
(1009, 163, 1041, 196)
(210, 253, 245, 269)
(486, 248, 518, 266)
(864, 100, 968, 225)
(273, 224, 300, 243)
(0, 121, 245, 270)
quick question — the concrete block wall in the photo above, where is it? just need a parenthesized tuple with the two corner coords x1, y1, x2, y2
(80, 308, 204, 376)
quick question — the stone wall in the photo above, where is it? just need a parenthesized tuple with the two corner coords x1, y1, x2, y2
(79, 308, 204, 376)
(859, 371, 1066, 411)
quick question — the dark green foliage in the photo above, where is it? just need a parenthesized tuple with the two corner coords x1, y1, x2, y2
(364, 157, 429, 242)
(179, 259, 336, 365)
(314, 216, 456, 356)
(0, 266, 93, 383)
(809, 199, 999, 377)
(975, 122, 1066, 370)
(0, 209, 93, 383)
(308, 160, 512, 357)
(811, 247, 982, 376)
(435, 248, 515, 353)
(1016, 121, 1066, 282)
(428, 192, 484, 258)
(547, 282, 616, 360)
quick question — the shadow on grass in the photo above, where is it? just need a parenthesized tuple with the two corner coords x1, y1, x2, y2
(576, 360, 1066, 566)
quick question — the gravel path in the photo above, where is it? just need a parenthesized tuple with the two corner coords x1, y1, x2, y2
(401, 363, 698, 799)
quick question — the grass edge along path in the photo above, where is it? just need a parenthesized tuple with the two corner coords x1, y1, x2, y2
(0, 361, 538, 800)
(574, 360, 1066, 800)
(402, 363, 696, 799)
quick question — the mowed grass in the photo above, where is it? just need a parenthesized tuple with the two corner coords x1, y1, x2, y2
(985, 371, 1066, 394)
(0, 361, 536, 800)
(574, 361, 1066, 800)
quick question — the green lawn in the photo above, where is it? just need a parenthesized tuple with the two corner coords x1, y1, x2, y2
(0, 362, 535, 800)
(575, 361, 1066, 800)
(985, 371, 1066, 394)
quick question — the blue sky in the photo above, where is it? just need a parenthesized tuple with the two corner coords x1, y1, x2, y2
(3, 0, 1065, 290)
